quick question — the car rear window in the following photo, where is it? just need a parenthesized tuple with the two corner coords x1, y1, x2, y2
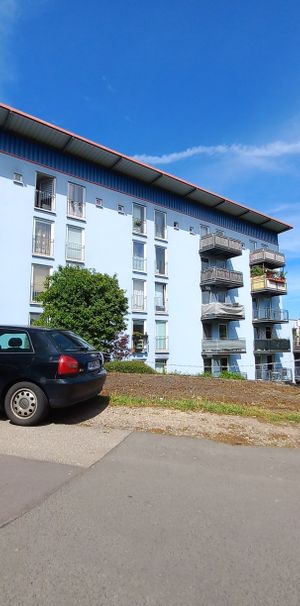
(48, 331, 95, 352)
(0, 331, 33, 352)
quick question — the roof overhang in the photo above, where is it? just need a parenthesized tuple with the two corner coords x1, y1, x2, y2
(0, 103, 292, 234)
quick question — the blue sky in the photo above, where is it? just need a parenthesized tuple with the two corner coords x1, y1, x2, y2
(1, 0, 299, 317)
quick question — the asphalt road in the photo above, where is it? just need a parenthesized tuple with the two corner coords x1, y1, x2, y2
(0, 422, 300, 606)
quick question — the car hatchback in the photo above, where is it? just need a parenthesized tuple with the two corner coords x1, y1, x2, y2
(0, 326, 106, 426)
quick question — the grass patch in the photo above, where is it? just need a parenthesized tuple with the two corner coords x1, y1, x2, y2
(107, 394, 300, 424)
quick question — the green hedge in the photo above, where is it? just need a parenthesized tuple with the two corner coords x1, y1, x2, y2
(105, 360, 156, 374)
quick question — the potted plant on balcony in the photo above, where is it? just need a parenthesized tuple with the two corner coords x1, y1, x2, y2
(133, 218, 143, 229)
(132, 332, 148, 353)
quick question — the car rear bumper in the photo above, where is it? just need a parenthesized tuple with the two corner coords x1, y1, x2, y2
(44, 369, 107, 408)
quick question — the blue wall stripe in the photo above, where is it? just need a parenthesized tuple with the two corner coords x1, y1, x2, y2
(0, 129, 278, 244)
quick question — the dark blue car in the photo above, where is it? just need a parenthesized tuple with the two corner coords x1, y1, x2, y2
(0, 326, 106, 426)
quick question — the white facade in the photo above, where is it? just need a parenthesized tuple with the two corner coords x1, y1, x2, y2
(0, 105, 294, 379)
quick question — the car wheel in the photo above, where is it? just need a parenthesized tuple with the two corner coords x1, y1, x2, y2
(4, 382, 49, 426)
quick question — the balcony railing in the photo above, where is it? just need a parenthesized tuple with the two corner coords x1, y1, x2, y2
(32, 236, 54, 257)
(155, 297, 168, 313)
(202, 338, 246, 354)
(254, 339, 290, 353)
(201, 268, 243, 288)
(255, 364, 292, 382)
(132, 334, 148, 353)
(133, 256, 147, 272)
(67, 200, 86, 219)
(35, 189, 55, 212)
(252, 309, 289, 323)
(132, 294, 147, 311)
(66, 242, 85, 262)
(293, 337, 300, 352)
(250, 248, 285, 268)
(201, 302, 245, 320)
(295, 365, 300, 383)
(200, 233, 242, 257)
(251, 275, 287, 295)
(155, 337, 169, 352)
(132, 219, 146, 235)
(155, 262, 168, 277)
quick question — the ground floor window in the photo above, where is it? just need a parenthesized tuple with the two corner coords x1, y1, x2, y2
(155, 359, 167, 373)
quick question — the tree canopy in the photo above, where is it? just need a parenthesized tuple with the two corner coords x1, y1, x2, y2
(36, 266, 128, 352)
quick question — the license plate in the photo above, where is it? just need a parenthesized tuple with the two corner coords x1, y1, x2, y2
(88, 359, 100, 371)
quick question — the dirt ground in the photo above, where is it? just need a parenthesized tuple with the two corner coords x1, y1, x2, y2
(81, 373, 300, 448)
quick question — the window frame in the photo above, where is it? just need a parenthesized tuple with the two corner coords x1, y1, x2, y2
(154, 210, 167, 240)
(66, 225, 85, 263)
(30, 263, 52, 304)
(32, 217, 54, 258)
(67, 182, 86, 220)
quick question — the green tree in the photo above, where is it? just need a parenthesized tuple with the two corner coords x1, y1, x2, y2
(36, 266, 128, 353)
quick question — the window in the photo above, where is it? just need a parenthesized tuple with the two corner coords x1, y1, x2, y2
(35, 173, 55, 212)
(155, 283, 167, 313)
(155, 321, 168, 351)
(200, 225, 209, 237)
(155, 359, 167, 373)
(132, 279, 146, 311)
(67, 183, 85, 219)
(31, 264, 51, 303)
(13, 172, 23, 185)
(0, 330, 33, 352)
(174, 221, 179, 230)
(29, 312, 41, 325)
(132, 203, 146, 234)
(132, 319, 147, 353)
(117, 204, 125, 214)
(219, 324, 228, 340)
(215, 291, 226, 303)
(133, 241, 146, 272)
(66, 226, 84, 262)
(220, 357, 228, 372)
(155, 210, 167, 239)
(155, 246, 167, 276)
(33, 219, 53, 257)
(95, 198, 103, 208)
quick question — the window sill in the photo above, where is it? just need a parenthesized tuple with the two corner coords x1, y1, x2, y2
(66, 214, 86, 222)
(32, 253, 54, 260)
(34, 206, 56, 215)
(65, 257, 85, 264)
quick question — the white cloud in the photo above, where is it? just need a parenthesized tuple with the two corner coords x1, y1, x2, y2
(134, 139, 300, 167)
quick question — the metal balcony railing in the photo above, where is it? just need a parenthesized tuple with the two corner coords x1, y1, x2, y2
(201, 302, 245, 320)
(201, 268, 243, 288)
(155, 297, 168, 313)
(65, 242, 85, 262)
(254, 339, 290, 353)
(250, 248, 285, 268)
(32, 236, 54, 257)
(35, 189, 55, 212)
(67, 200, 86, 219)
(133, 256, 147, 272)
(155, 337, 169, 352)
(251, 275, 287, 295)
(252, 309, 289, 323)
(200, 233, 242, 257)
(255, 364, 292, 382)
(202, 338, 246, 354)
(132, 219, 146, 235)
(132, 294, 147, 311)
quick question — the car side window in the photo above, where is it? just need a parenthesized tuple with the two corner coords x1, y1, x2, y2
(0, 331, 33, 352)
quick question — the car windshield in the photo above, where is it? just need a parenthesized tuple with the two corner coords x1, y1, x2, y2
(49, 330, 95, 352)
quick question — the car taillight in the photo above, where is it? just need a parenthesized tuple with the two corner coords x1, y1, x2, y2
(57, 355, 79, 376)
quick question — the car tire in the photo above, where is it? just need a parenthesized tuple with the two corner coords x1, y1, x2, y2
(4, 382, 49, 426)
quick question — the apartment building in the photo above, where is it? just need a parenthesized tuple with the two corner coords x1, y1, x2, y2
(0, 104, 294, 379)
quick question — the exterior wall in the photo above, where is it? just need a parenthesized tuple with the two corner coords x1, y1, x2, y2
(0, 132, 292, 378)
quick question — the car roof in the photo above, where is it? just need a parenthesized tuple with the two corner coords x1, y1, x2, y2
(0, 326, 66, 332)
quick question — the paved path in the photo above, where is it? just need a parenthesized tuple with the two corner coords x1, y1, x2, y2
(0, 421, 300, 605)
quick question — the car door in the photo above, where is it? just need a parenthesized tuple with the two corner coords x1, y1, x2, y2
(0, 329, 35, 398)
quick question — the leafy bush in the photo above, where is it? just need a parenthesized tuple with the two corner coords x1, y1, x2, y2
(219, 371, 245, 380)
(105, 360, 156, 374)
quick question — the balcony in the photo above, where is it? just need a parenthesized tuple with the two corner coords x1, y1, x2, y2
(155, 337, 169, 352)
(35, 189, 55, 212)
(201, 302, 245, 320)
(66, 242, 85, 262)
(255, 364, 292, 382)
(132, 333, 148, 353)
(293, 337, 300, 352)
(251, 275, 287, 295)
(133, 256, 147, 272)
(202, 338, 246, 354)
(254, 339, 291, 353)
(67, 199, 86, 220)
(250, 248, 285, 268)
(201, 268, 243, 288)
(200, 233, 243, 257)
(132, 219, 146, 235)
(32, 235, 54, 257)
(253, 309, 289, 323)
(132, 294, 147, 312)
(155, 262, 168, 277)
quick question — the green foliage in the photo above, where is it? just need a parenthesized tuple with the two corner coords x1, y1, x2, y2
(105, 360, 156, 374)
(35, 266, 128, 352)
(219, 371, 245, 380)
(250, 265, 265, 277)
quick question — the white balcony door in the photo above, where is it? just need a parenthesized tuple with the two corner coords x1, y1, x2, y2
(68, 183, 85, 217)
(133, 241, 145, 271)
(133, 279, 145, 310)
(156, 320, 167, 350)
(66, 227, 83, 261)
(155, 283, 165, 311)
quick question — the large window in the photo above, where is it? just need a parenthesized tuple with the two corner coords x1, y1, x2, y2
(155, 320, 168, 352)
(133, 241, 146, 272)
(33, 219, 53, 257)
(132, 319, 148, 353)
(66, 226, 84, 262)
(132, 203, 146, 235)
(31, 264, 51, 303)
(155, 210, 167, 240)
(155, 246, 167, 276)
(219, 324, 228, 340)
(67, 183, 86, 219)
(35, 173, 55, 212)
(132, 279, 146, 311)
(155, 282, 167, 313)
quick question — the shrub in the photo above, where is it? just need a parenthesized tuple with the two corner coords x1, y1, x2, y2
(105, 360, 156, 374)
(219, 371, 245, 380)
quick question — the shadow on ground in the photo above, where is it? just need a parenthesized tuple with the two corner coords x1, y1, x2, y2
(50, 395, 110, 425)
